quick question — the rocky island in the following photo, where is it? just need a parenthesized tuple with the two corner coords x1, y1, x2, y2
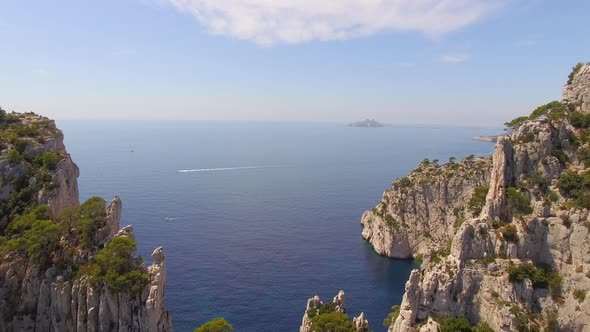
(349, 119, 389, 127)
(0, 112, 172, 331)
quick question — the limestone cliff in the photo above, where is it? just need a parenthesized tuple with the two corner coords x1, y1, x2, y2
(361, 156, 492, 258)
(0, 112, 172, 331)
(563, 63, 590, 114)
(363, 64, 590, 332)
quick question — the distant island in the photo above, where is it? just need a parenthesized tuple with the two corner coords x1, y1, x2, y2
(348, 118, 389, 127)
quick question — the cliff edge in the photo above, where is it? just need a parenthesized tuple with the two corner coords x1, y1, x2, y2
(0, 112, 172, 331)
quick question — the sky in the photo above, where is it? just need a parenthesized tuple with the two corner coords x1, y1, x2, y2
(0, 0, 588, 126)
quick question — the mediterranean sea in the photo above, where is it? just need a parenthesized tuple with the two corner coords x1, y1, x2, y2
(58, 121, 498, 331)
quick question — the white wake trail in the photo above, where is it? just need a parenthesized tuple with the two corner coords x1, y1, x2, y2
(177, 165, 293, 173)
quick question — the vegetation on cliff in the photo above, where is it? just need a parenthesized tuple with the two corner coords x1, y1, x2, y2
(194, 318, 233, 332)
(306, 302, 356, 332)
(0, 111, 64, 221)
(0, 113, 148, 292)
(1, 111, 171, 330)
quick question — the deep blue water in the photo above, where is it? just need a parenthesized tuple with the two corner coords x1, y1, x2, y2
(57, 121, 497, 332)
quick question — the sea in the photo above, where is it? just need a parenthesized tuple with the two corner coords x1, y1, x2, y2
(58, 121, 498, 332)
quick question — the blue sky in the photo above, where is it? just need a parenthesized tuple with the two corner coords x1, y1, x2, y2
(0, 0, 588, 126)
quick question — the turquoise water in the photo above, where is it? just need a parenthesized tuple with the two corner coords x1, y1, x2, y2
(58, 121, 497, 331)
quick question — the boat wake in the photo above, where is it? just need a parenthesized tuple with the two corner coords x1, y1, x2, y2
(177, 165, 293, 173)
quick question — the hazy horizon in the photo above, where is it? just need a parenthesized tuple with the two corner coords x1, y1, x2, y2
(1, 1, 589, 126)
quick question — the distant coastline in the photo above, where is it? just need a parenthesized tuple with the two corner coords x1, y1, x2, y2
(472, 135, 499, 142)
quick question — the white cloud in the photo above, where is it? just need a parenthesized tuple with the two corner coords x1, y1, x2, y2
(163, 0, 504, 45)
(440, 54, 469, 63)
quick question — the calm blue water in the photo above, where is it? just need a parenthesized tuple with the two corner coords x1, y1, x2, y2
(57, 121, 497, 332)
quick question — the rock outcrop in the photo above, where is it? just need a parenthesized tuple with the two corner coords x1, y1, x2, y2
(361, 157, 492, 258)
(563, 63, 590, 114)
(300, 290, 369, 332)
(0, 113, 172, 331)
(364, 65, 590, 331)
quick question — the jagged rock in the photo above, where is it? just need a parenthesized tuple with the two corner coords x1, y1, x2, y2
(480, 135, 512, 221)
(333, 290, 345, 313)
(352, 312, 369, 332)
(391, 270, 420, 332)
(117, 225, 135, 238)
(300, 291, 368, 332)
(563, 64, 590, 113)
(300, 295, 321, 332)
(418, 317, 440, 332)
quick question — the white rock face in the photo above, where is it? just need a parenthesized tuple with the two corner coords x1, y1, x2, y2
(352, 312, 369, 332)
(418, 317, 440, 332)
(563, 64, 590, 114)
(361, 158, 492, 258)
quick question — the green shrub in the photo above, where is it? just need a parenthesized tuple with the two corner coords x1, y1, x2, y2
(78, 197, 106, 247)
(556, 171, 590, 208)
(508, 263, 561, 300)
(7, 148, 20, 163)
(437, 317, 472, 332)
(194, 318, 233, 332)
(468, 186, 489, 217)
(546, 190, 559, 203)
(571, 112, 590, 129)
(558, 171, 583, 196)
(383, 305, 400, 327)
(529, 101, 564, 120)
(508, 263, 536, 283)
(91, 236, 149, 294)
(527, 172, 548, 190)
(520, 132, 535, 144)
(509, 305, 539, 332)
(311, 311, 355, 332)
(501, 225, 518, 242)
(5, 205, 51, 236)
(11, 138, 28, 153)
(1, 215, 61, 268)
(472, 322, 494, 332)
(506, 187, 532, 216)
(553, 149, 570, 165)
(431, 251, 442, 264)
(42, 151, 60, 170)
(445, 239, 453, 255)
(505, 116, 529, 131)
(384, 214, 400, 231)
(393, 177, 412, 190)
(578, 147, 590, 168)
(568, 62, 584, 85)
(573, 289, 586, 302)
